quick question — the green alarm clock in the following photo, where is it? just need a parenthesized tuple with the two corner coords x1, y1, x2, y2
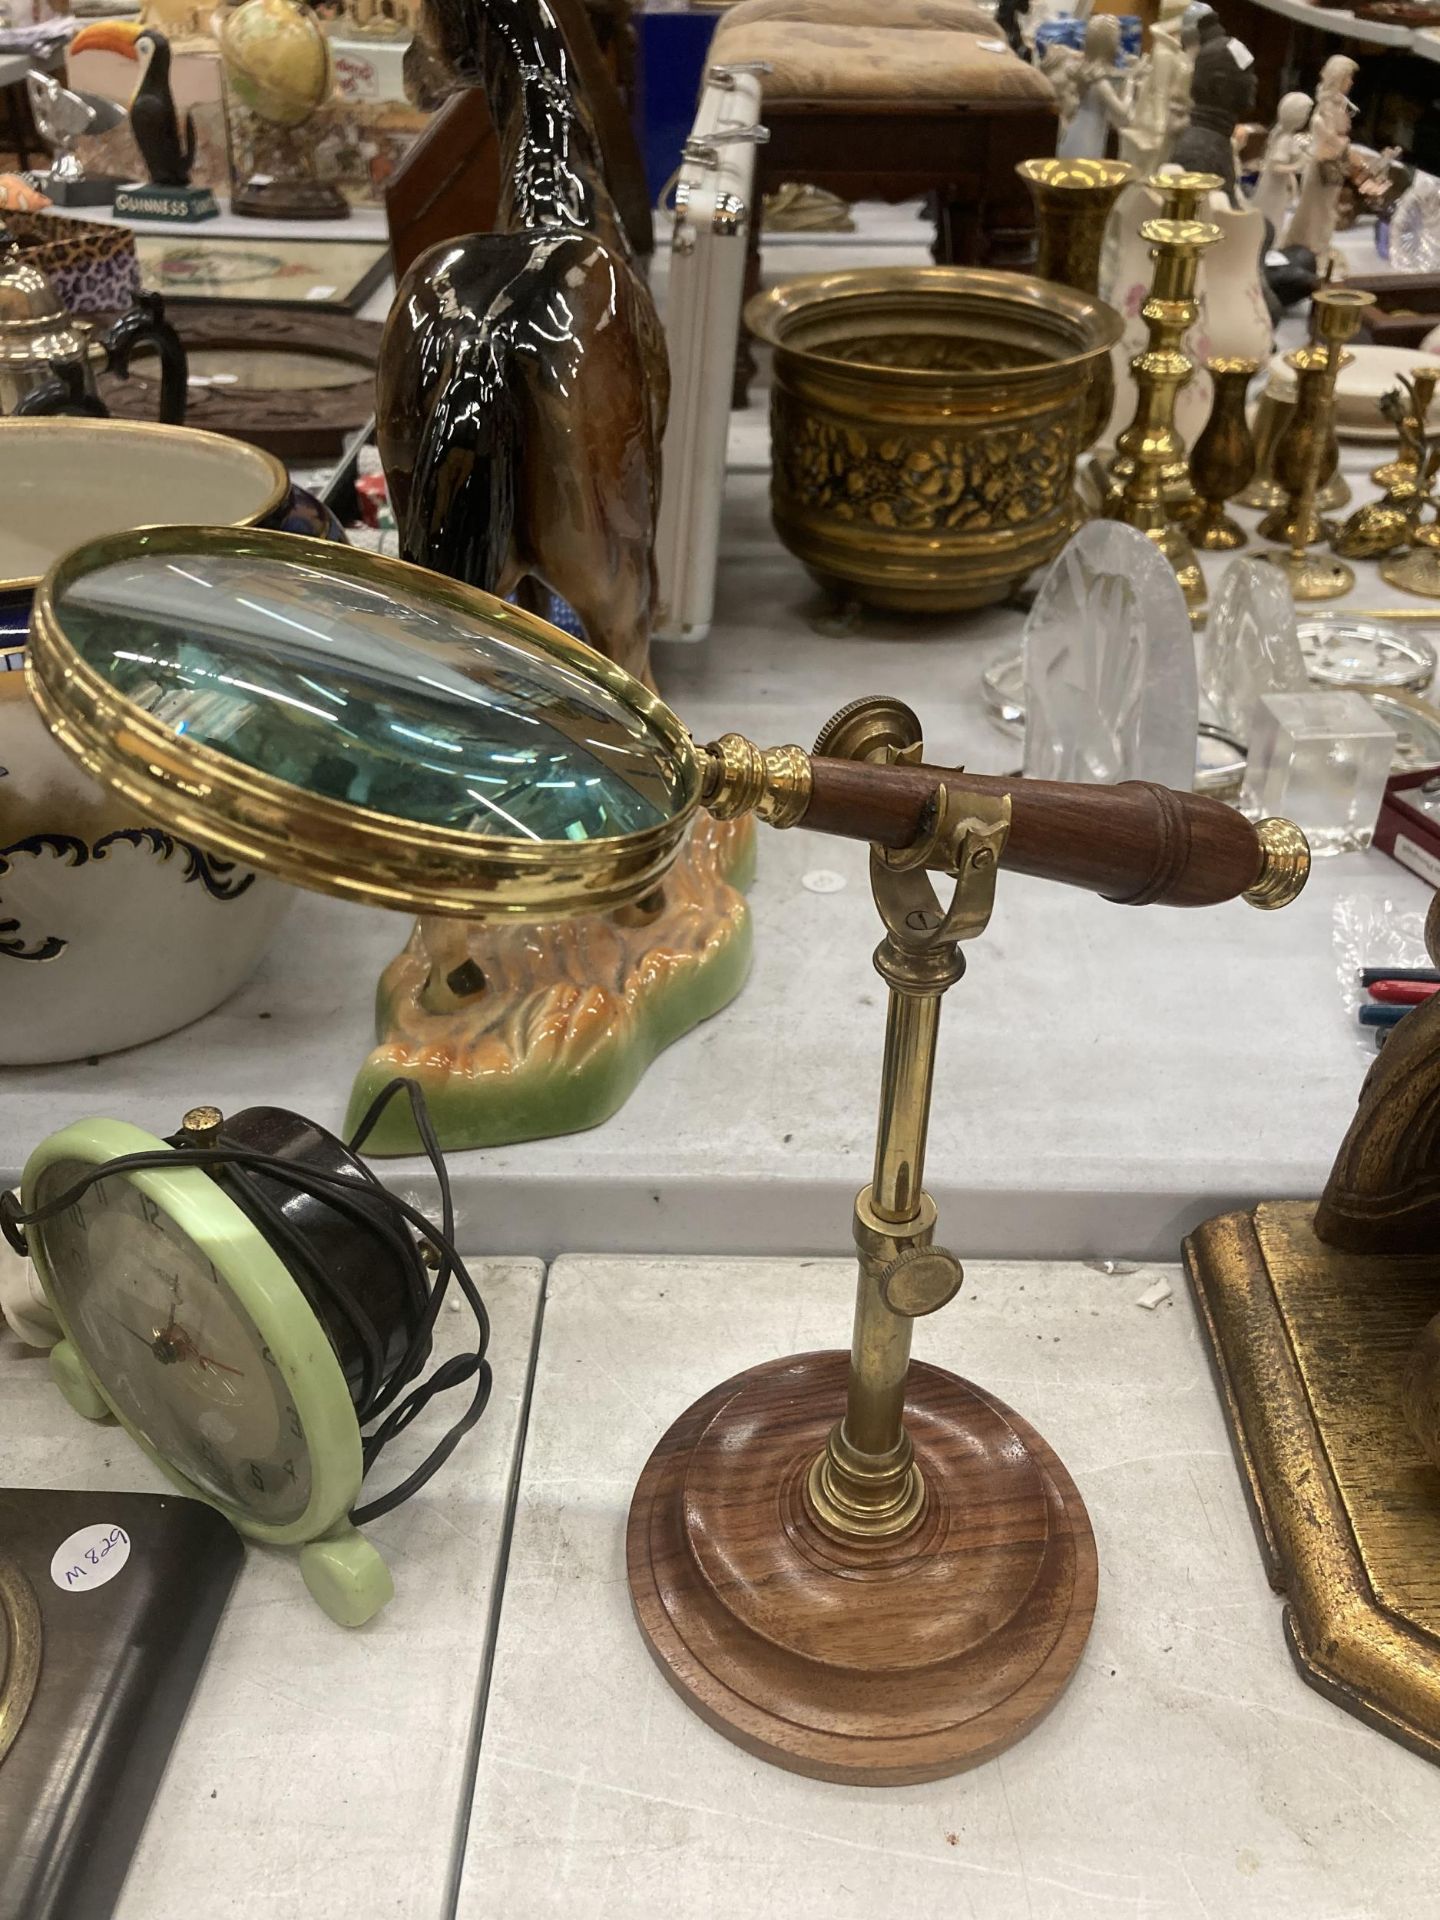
(5, 1090, 489, 1627)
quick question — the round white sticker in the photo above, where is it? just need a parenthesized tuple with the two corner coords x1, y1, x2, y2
(50, 1523, 131, 1595)
(802, 870, 847, 895)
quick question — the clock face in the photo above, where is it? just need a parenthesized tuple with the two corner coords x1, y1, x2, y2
(34, 1163, 314, 1525)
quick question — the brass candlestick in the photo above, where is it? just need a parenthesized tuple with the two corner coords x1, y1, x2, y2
(1373, 367, 1437, 494)
(1103, 214, 1222, 622)
(1107, 171, 1223, 501)
(1260, 288, 1370, 601)
(1152, 169, 1227, 221)
(1185, 356, 1258, 549)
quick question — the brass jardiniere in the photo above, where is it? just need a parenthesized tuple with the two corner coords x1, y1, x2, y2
(747, 268, 1123, 615)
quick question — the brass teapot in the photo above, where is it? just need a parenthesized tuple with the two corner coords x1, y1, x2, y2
(0, 232, 187, 423)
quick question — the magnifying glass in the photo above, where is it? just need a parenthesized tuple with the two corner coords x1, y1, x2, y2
(28, 524, 1307, 919)
(26, 523, 1311, 1776)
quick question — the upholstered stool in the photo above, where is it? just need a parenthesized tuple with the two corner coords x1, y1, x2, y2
(709, 0, 1057, 401)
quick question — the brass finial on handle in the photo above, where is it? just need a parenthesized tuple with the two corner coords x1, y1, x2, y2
(1245, 817, 1312, 909)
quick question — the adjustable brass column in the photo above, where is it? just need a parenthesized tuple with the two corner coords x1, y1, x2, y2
(808, 930, 962, 1537)
(805, 712, 1008, 1542)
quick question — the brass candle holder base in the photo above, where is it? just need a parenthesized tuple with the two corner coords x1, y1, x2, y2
(1146, 521, 1209, 619)
(1261, 546, 1356, 601)
(1239, 469, 1349, 515)
(628, 1350, 1096, 1785)
(1190, 509, 1247, 550)
(1381, 527, 1440, 599)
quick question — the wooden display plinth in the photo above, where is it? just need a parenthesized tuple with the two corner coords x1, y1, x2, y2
(627, 1350, 1096, 1786)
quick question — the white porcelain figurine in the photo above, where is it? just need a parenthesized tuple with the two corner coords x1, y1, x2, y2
(1054, 15, 1134, 161)
(1285, 55, 1356, 265)
(1250, 90, 1312, 240)
(1119, 23, 1191, 176)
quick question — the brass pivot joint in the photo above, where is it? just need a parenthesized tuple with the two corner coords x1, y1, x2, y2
(699, 734, 812, 827)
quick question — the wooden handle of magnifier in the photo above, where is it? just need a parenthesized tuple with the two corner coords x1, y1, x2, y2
(804, 760, 1303, 909)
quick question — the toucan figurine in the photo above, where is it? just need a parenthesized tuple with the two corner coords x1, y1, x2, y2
(68, 23, 194, 188)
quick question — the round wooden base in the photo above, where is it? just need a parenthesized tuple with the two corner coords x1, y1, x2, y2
(627, 1351, 1097, 1786)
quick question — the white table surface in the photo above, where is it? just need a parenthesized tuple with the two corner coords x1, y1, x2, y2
(1, 210, 1434, 1263)
(0, 1257, 544, 1920)
(0, 470, 1427, 1261)
(461, 1253, 1440, 1920)
(37, 199, 396, 322)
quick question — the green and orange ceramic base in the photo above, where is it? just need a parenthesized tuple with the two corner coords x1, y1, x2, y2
(347, 814, 755, 1154)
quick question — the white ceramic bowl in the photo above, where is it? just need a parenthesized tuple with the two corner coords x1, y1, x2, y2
(0, 414, 289, 591)
(1264, 344, 1440, 439)
(0, 417, 296, 1064)
(0, 664, 290, 1063)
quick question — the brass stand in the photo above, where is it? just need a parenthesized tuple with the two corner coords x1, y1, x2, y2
(1103, 213, 1221, 623)
(1260, 288, 1369, 601)
(1184, 355, 1258, 550)
(627, 702, 1097, 1785)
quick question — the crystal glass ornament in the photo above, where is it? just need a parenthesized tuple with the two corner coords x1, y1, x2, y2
(1201, 558, 1307, 740)
(1296, 617, 1438, 694)
(981, 650, 1025, 739)
(1239, 690, 1396, 855)
(1022, 522, 1197, 786)
(1389, 172, 1440, 275)
(54, 547, 689, 841)
(1365, 689, 1440, 774)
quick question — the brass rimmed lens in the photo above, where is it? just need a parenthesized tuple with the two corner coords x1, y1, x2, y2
(28, 525, 703, 921)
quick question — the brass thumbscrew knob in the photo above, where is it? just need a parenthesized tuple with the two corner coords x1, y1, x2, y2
(877, 1246, 965, 1317)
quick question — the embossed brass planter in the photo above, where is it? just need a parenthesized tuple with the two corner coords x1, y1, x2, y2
(747, 269, 1123, 614)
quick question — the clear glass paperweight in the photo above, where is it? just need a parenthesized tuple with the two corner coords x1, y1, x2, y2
(1022, 522, 1196, 787)
(1239, 691, 1397, 855)
(1202, 559, 1307, 739)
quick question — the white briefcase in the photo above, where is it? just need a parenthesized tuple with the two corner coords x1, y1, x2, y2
(654, 66, 766, 644)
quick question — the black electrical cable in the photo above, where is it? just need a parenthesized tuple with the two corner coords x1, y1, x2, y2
(0, 1079, 490, 1526)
